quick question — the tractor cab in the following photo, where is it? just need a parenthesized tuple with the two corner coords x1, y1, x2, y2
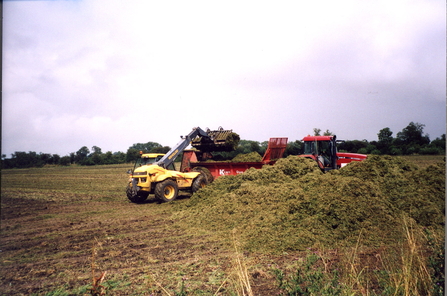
(137, 153, 164, 166)
(302, 136, 337, 171)
(131, 153, 175, 173)
(301, 135, 367, 171)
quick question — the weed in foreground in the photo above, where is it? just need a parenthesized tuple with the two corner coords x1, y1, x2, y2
(341, 229, 370, 294)
(230, 229, 254, 296)
(174, 277, 188, 296)
(374, 218, 433, 296)
(271, 217, 443, 296)
(146, 272, 174, 296)
(424, 228, 445, 296)
(90, 238, 107, 296)
(272, 250, 342, 296)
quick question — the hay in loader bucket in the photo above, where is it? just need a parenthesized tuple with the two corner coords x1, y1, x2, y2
(192, 129, 240, 152)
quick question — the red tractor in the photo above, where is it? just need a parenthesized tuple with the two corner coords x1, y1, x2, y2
(299, 135, 367, 172)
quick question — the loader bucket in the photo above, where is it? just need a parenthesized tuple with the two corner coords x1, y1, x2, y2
(191, 128, 240, 152)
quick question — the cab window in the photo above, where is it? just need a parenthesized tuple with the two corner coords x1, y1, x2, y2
(304, 141, 316, 154)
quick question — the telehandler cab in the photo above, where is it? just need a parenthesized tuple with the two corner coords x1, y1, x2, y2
(126, 127, 239, 203)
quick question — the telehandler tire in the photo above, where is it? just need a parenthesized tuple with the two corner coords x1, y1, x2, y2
(192, 167, 214, 183)
(192, 174, 208, 193)
(155, 179, 179, 202)
(126, 186, 148, 203)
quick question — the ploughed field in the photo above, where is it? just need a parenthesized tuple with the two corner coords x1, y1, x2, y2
(1, 155, 444, 295)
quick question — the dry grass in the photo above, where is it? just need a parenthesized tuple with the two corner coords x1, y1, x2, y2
(400, 154, 445, 168)
(375, 217, 433, 296)
(230, 229, 254, 296)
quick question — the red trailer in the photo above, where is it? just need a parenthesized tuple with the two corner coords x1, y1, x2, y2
(180, 138, 288, 181)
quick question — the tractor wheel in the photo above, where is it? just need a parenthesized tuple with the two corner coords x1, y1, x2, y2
(191, 174, 208, 193)
(192, 167, 214, 183)
(126, 186, 148, 203)
(155, 179, 179, 202)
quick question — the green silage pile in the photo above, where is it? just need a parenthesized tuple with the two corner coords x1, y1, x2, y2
(178, 155, 445, 252)
(231, 151, 263, 162)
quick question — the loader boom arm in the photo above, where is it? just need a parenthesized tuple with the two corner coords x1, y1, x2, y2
(155, 127, 210, 169)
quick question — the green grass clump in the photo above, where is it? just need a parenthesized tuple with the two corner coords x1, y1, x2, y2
(178, 156, 445, 252)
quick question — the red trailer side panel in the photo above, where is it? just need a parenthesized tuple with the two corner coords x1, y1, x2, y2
(189, 162, 265, 179)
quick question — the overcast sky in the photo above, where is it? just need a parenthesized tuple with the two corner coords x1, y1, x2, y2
(2, 0, 446, 157)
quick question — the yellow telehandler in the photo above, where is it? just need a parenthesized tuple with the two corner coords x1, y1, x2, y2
(126, 127, 239, 203)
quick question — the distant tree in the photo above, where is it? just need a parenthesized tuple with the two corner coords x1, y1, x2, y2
(233, 140, 262, 155)
(113, 151, 126, 163)
(338, 140, 368, 153)
(102, 151, 114, 164)
(126, 148, 140, 163)
(1, 158, 14, 169)
(370, 149, 381, 155)
(129, 142, 163, 153)
(91, 146, 102, 155)
(323, 129, 333, 136)
(394, 122, 430, 154)
(422, 134, 446, 155)
(430, 134, 446, 154)
(250, 141, 261, 153)
(389, 146, 402, 155)
(377, 127, 393, 154)
(285, 140, 303, 156)
(396, 122, 430, 146)
(366, 144, 378, 154)
(75, 146, 90, 164)
(419, 146, 441, 155)
(59, 156, 71, 166)
(52, 154, 61, 165)
(40, 153, 52, 165)
(431, 134, 446, 147)
(313, 128, 321, 136)
(89, 146, 103, 164)
(125, 142, 165, 163)
(357, 147, 368, 154)
(260, 141, 269, 154)
(10, 151, 44, 168)
(83, 158, 96, 166)
(378, 127, 393, 144)
(91, 153, 103, 165)
(151, 146, 171, 154)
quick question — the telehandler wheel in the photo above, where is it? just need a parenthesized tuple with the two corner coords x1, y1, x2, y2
(192, 167, 214, 183)
(191, 174, 208, 193)
(155, 179, 179, 202)
(126, 186, 148, 203)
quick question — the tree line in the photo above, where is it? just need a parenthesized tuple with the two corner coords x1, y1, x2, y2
(1, 122, 444, 169)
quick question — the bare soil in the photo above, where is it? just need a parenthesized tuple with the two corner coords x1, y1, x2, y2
(1, 189, 295, 295)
